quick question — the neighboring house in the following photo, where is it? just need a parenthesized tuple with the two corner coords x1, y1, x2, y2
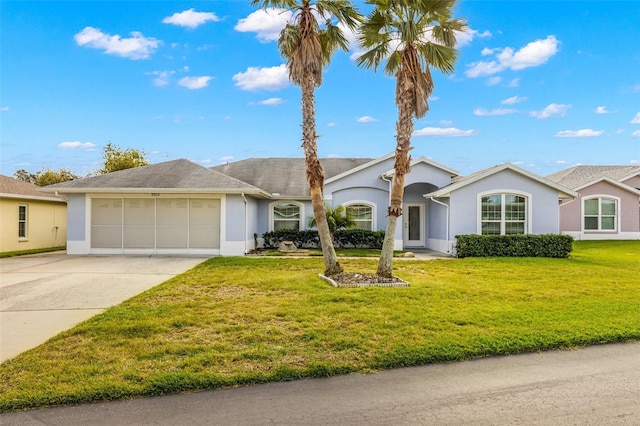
(0, 174, 67, 253)
(547, 165, 640, 240)
(43, 153, 577, 256)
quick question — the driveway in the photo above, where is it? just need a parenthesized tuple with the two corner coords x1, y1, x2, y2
(0, 253, 209, 363)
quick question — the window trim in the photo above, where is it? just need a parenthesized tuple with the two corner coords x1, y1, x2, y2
(477, 190, 532, 235)
(269, 201, 304, 232)
(18, 204, 28, 240)
(582, 195, 619, 232)
(344, 201, 376, 231)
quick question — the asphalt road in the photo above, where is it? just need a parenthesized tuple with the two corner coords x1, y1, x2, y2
(2, 342, 638, 425)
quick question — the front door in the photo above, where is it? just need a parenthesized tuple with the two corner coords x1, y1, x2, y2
(403, 203, 424, 247)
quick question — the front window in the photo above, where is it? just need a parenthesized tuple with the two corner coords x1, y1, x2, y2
(273, 203, 301, 231)
(481, 194, 527, 235)
(346, 204, 373, 231)
(584, 197, 616, 231)
(18, 205, 28, 239)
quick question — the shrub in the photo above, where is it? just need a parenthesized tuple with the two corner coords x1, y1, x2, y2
(261, 229, 385, 250)
(455, 234, 573, 258)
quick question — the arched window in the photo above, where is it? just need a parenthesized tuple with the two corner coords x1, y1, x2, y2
(480, 193, 528, 235)
(584, 197, 617, 231)
(345, 203, 374, 231)
(271, 202, 302, 231)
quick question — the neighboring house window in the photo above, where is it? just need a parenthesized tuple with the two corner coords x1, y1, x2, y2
(584, 197, 616, 231)
(18, 205, 28, 239)
(480, 194, 527, 235)
(346, 203, 373, 231)
(272, 203, 302, 231)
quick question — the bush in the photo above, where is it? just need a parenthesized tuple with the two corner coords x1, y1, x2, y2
(261, 229, 385, 250)
(455, 234, 573, 258)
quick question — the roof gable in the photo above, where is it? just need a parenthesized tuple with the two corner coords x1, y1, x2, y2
(427, 163, 577, 198)
(573, 176, 640, 195)
(0, 174, 65, 202)
(381, 156, 459, 178)
(42, 159, 264, 194)
(213, 157, 373, 197)
(546, 165, 640, 189)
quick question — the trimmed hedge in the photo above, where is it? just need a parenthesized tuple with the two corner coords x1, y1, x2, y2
(455, 234, 573, 258)
(262, 229, 385, 250)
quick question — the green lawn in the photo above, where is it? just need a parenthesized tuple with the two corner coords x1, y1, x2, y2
(1, 240, 639, 412)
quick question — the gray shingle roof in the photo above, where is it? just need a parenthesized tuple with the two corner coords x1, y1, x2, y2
(211, 157, 374, 197)
(546, 165, 640, 189)
(44, 159, 262, 193)
(0, 174, 65, 202)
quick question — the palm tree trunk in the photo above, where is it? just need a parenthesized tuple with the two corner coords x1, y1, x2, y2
(301, 71, 343, 276)
(377, 72, 414, 278)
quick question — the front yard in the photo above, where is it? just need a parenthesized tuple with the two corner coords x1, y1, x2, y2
(1, 241, 638, 412)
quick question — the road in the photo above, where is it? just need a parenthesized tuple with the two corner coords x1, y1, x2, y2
(2, 342, 638, 425)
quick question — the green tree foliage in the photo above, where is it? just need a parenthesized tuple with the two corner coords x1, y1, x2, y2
(14, 168, 79, 186)
(100, 142, 148, 174)
(308, 204, 356, 234)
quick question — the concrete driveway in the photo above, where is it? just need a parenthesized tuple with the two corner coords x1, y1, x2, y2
(0, 253, 209, 363)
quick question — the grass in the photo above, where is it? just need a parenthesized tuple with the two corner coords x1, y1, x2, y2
(1, 240, 638, 412)
(0, 246, 65, 258)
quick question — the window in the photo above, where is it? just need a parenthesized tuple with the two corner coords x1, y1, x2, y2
(272, 203, 301, 231)
(584, 197, 616, 231)
(18, 205, 28, 239)
(481, 194, 527, 235)
(346, 204, 373, 231)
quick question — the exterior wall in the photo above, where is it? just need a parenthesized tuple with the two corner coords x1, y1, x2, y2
(449, 169, 561, 239)
(404, 162, 454, 189)
(330, 187, 388, 231)
(621, 175, 640, 189)
(0, 197, 66, 252)
(559, 180, 640, 240)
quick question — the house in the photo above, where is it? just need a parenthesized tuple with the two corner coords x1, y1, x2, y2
(546, 165, 640, 240)
(0, 174, 67, 253)
(43, 153, 577, 256)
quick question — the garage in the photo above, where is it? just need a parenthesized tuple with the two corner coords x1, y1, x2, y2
(90, 197, 221, 254)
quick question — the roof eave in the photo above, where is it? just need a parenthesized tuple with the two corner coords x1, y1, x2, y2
(0, 193, 66, 203)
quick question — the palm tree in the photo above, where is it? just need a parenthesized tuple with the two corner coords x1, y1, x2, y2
(251, 0, 362, 276)
(357, 0, 466, 277)
(308, 204, 356, 234)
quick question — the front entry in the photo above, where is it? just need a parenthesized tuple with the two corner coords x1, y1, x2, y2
(403, 203, 424, 247)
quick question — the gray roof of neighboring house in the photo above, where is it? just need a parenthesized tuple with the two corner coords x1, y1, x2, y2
(546, 165, 640, 189)
(211, 157, 374, 197)
(43, 159, 264, 194)
(0, 174, 65, 202)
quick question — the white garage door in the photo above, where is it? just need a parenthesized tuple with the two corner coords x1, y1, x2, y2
(91, 198, 220, 253)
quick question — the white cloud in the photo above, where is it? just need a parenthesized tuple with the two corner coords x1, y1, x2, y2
(327, 122, 336, 127)
(439, 120, 453, 126)
(233, 65, 289, 91)
(507, 78, 520, 88)
(235, 8, 291, 42)
(502, 96, 527, 105)
(473, 108, 517, 116)
(455, 28, 491, 48)
(219, 156, 234, 163)
(178, 76, 212, 89)
(554, 129, 604, 138)
(631, 159, 639, 164)
(1, 106, 9, 112)
(357, 116, 378, 123)
(163, 9, 221, 29)
(147, 70, 175, 87)
(632, 130, 640, 137)
(556, 160, 567, 164)
(58, 141, 97, 150)
(530, 103, 571, 119)
(487, 76, 502, 86)
(631, 112, 640, 124)
(413, 127, 477, 137)
(466, 35, 559, 78)
(74, 26, 159, 60)
(595, 106, 613, 114)
(258, 97, 284, 106)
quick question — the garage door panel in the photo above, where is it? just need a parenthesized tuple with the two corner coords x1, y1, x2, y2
(92, 226, 123, 248)
(124, 199, 155, 248)
(91, 199, 123, 248)
(189, 199, 220, 249)
(157, 226, 188, 248)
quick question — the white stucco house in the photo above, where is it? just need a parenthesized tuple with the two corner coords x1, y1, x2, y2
(44, 153, 578, 256)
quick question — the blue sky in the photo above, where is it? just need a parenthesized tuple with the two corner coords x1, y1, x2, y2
(2, 1, 639, 178)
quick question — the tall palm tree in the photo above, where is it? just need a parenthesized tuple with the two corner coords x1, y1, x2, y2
(252, 0, 362, 276)
(357, 0, 466, 277)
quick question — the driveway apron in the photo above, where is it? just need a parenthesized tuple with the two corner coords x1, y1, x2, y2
(0, 253, 208, 363)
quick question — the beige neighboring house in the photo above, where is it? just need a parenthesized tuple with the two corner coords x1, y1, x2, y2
(0, 174, 67, 253)
(547, 166, 640, 240)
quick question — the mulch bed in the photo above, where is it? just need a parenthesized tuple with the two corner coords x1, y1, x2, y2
(320, 272, 410, 288)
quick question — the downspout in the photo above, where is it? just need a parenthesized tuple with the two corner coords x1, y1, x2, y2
(241, 193, 248, 255)
(429, 196, 450, 254)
